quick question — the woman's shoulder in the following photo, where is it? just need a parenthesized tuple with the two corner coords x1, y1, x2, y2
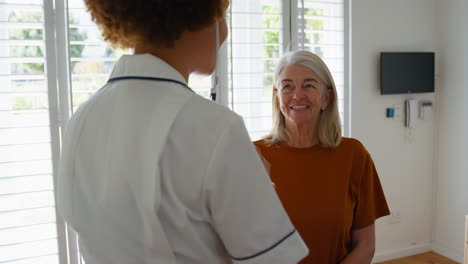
(253, 138, 287, 156)
(253, 138, 266, 146)
(340, 137, 363, 147)
(339, 137, 370, 156)
(253, 138, 271, 152)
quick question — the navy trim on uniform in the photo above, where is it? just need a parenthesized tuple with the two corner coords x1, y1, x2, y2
(230, 229, 297, 261)
(107, 76, 192, 91)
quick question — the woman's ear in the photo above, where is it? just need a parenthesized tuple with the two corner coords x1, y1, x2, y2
(321, 88, 333, 110)
(273, 87, 278, 100)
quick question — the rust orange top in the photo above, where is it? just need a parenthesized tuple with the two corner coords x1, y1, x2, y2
(254, 138, 390, 264)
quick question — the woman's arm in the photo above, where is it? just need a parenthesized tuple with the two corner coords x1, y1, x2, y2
(340, 224, 376, 264)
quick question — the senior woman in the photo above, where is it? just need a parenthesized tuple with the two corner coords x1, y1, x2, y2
(57, 1, 308, 263)
(254, 50, 390, 264)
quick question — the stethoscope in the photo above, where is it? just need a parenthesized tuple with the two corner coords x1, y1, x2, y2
(108, 22, 221, 102)
(210, 22, 220, 101)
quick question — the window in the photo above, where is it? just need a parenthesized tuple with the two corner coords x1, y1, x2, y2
(0, 1, 346, 263)
(228, 0, 346, 140)
(0, 0, 59, 263)
(298, 0, 346, 126)
(228, 0, 284, 140)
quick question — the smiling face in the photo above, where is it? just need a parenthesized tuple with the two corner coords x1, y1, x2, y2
(276, 63, 331, 128)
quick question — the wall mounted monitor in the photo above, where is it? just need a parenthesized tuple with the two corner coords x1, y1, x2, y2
(380, 52, 435, 94)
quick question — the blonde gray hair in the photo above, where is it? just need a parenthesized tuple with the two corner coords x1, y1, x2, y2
(266, 50, 342, 148)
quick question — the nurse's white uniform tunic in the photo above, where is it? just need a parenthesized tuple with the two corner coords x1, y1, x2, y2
(57, 54, 308, 264)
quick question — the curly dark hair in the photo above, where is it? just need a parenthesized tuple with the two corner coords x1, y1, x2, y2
(85, 0, 229, 48)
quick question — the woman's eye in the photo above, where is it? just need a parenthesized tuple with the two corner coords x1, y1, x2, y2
(282, 84, 292, 90)
(304, 84, 315, 89)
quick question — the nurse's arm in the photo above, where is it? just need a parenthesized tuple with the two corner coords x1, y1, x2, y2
(204, 115, 308, 264)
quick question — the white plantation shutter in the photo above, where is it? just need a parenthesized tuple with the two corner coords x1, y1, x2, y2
(228, 0, 284, 141)
(0, 0, 59, 263)
(229, 0, 346, 139)
(298, 0, 346, 129)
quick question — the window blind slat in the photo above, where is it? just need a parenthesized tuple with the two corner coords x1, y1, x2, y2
(0, 22, 43, 29)
(0, 239, 58, 263)
(0, 223, 57, 245)
(0, 3, 42, 9)
(0, 191, 55, 212)
(0, 174, 53, 195)
(0, 254, 58, 264)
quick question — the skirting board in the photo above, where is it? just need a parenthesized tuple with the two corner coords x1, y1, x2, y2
(432, 241, 464, 263)
(371, 243, 432, 263)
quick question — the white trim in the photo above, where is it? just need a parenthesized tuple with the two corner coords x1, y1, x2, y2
(299, 0, 305, 50)
(281, 0, 299, 53)
(429, 72, 440, 249)
(211, 22, 220, 104)
(217, 41, 229, 107)
(56, 0, 72, 123)
(371, 243, 431, 263)
(44, 0, 81, 263)
(432, 241, 464, 263)
(42, 1, 68, 264)
(54, 0, 82, 263)
(465, 216, 468, 264)
(281, 0, 291, 53)
(343, 0, 351, 137)
(290, 0, 298, 52)
(228, 6, 234, 110)
(289, 0, 305, 50)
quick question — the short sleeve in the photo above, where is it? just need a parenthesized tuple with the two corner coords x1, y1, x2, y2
(352, 145, 390, 230)
(203, 115, 309, 264)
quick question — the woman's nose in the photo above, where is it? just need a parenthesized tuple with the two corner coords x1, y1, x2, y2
(292, 88, 305, 100)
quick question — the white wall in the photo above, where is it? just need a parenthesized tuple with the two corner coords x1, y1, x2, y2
(350, 0, 437, 262)
(432, 0, 468, 262)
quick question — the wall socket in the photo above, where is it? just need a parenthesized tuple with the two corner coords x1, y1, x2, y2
(387, 211, 401, 224)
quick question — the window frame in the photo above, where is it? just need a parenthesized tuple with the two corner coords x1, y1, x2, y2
(43, 0, 79, 263)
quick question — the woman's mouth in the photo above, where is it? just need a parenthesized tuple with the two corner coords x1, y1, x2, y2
(290, 105, 310, 110)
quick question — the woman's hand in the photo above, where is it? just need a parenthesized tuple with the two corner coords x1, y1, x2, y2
(340, 224, 376, 264)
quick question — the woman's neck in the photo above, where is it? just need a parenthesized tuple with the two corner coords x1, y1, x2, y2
(285, 121, 318, 148)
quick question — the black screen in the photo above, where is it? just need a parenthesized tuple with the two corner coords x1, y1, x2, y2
(380, 52, 435, 94)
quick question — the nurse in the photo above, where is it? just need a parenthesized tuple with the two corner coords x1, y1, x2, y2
(57, 0, 308, 263)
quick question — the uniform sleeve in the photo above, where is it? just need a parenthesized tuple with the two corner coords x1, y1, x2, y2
(352, 144, 391, 230)
(203, 115, 308, 264)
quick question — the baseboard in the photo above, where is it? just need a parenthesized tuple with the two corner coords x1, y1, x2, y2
(371, 243, 432, 263)
(432, 241, 464, 263)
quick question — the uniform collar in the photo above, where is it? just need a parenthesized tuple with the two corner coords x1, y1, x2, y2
(109, 54, 188, 86)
